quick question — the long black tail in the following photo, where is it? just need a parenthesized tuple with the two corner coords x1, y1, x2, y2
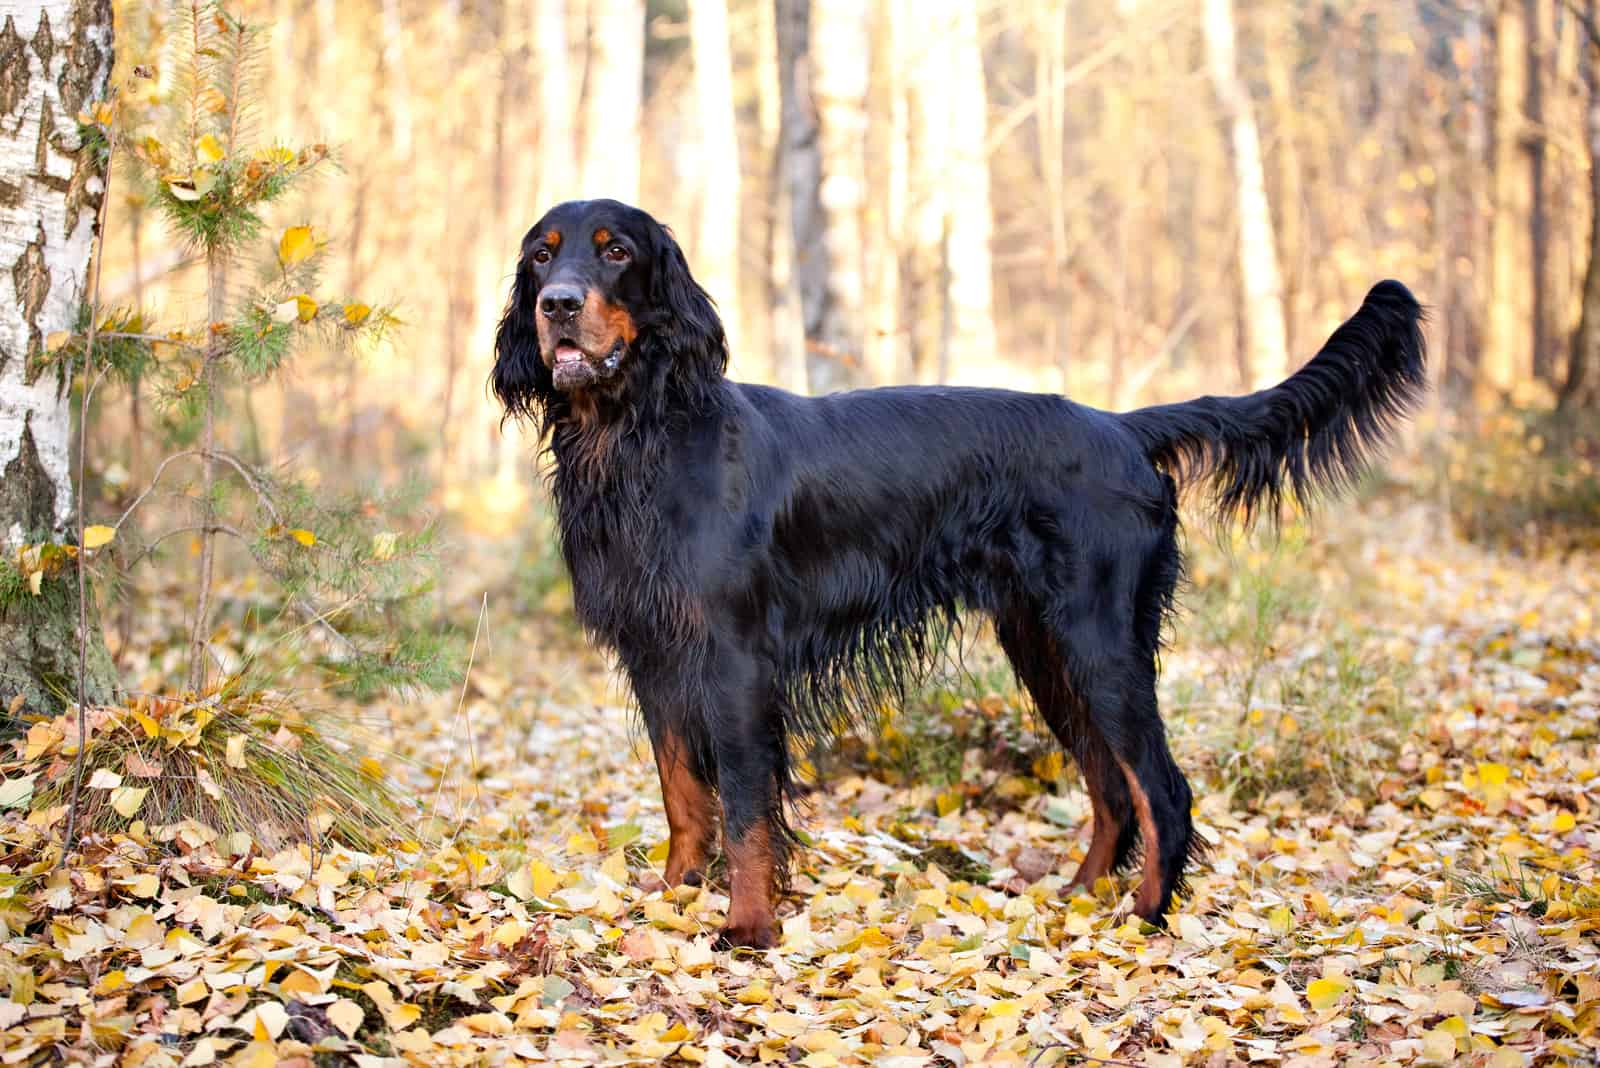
(1122, 280, 1427, 525)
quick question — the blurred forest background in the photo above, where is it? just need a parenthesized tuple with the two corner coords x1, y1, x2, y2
(97, 0, 1599, 494)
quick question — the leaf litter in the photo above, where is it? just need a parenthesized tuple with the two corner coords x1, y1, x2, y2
(0, 501, 1596, 1066)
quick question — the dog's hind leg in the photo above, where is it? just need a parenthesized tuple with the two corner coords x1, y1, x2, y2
(1074, 653, 1194, 925)
(994, 605, 1135, 891)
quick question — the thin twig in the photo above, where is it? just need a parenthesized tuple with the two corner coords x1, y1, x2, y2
(110, 449, 201, 531)
(1028, 1041, 1146, 1068)
(406, 593, 487, 922)
(65, 122, 118, 860)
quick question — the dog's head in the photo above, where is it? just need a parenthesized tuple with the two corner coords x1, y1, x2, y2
(493, 199, 727, 423)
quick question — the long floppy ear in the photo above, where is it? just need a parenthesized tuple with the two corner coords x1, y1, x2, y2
(645, 222, 729, 390)
(492, 255, 553, 423)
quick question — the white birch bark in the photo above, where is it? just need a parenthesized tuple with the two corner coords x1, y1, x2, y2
(0, 0, 118, 714)
(0, 0, 113, 547)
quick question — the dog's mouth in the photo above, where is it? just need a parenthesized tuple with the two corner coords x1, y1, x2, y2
(547, 337, 625, 390)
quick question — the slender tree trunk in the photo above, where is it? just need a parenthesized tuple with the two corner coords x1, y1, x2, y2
(758, 0, 807, 392)
(187, 248, 224, 693)
(1203, 0, 1288, 391)
(0, 0, 119, 718)
(943, 0, 997, 374)
(1527, 0, 1551, 382)
(1261, 2, 1305, 363)
(1563, 0, 1600, 413)
(689, 0, 741, 356)
(580, 0, 644, 202)
(903, 0, 997, 384)
(1486, 0, 1533, 401)
(777, 0, 869, 391)
(863, 0, 905, 385)
(1037, 0, 1070, 389)
(536, 0, 577, 209)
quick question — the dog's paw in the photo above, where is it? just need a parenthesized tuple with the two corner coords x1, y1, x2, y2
(713, 921, 778, 951)
(640, 868, 705, 894)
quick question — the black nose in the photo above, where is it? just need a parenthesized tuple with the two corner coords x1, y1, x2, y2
(539, 284, 584, 322)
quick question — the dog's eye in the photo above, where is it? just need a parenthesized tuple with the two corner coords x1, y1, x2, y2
(604, 244, 630, 264)
(531, 247, 552, 265)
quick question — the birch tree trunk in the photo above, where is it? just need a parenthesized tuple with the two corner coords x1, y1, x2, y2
(689, 0, 741, 355)
(1203, 0, 1288, 390)
(580, 0, 644, 203)
(0, 0, 118, 717)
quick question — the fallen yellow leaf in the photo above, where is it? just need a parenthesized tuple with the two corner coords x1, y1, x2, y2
(110, 785, 148, 819)
(327, 998, 363, 1038)
(1305, 977, 1349, 1011)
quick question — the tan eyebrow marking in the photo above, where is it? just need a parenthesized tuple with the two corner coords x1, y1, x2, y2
(543, 230, 561, 247)
(593, 228, 612, 246)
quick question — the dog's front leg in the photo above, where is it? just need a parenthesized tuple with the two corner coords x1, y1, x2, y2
(708, 658, 784, 949)
(646, 726, 716, 890)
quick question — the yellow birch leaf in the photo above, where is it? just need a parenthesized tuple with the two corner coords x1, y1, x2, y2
(278, 968, 324, 998)
(288, 529, 316, 546)
(82, 525, 115, 549)
(1305, 977, 1349, 1011)
(196, 134, 224, 163)
(110, 786, 149, 819)
(343, 303, 371, 326)
(527, 860, 561, 899)
(225, 733, 248, 769)
(278, 226, 316, 266)
(327, 998, 363, 1038)
(196, 87, 227, 114)
(294, 294, 318, 322)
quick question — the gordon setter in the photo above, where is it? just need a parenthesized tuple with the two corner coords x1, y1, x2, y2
(493, 199, 1426, 948)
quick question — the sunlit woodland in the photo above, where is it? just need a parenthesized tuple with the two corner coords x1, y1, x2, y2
(1, 0, 1598, 1063)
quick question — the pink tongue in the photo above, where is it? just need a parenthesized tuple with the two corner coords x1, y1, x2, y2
(555, 344, 583, 364)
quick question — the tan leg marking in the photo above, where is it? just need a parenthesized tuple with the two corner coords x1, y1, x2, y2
(1117, 756, 1165, 920)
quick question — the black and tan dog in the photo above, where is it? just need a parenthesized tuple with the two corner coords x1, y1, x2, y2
(492, 198, 1426, 948)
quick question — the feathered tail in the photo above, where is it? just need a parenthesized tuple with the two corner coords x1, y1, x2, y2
(1121, 280, 1427, 524)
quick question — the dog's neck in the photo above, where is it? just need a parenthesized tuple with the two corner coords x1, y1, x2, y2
(543, 340, 721, 478)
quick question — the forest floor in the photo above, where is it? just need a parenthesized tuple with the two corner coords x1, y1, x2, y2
(2, 486, 1598, 1066)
